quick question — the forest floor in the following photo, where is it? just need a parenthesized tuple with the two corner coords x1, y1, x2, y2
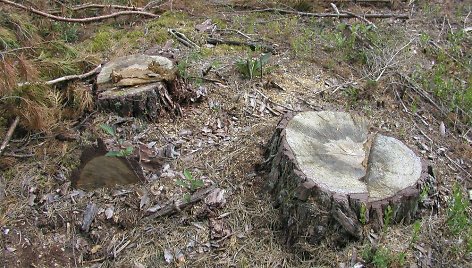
(0, 0, 471, 267)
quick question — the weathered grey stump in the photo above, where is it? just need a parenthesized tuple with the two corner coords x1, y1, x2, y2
(96, 54, 177, 120)
(265, 111, 424, 247)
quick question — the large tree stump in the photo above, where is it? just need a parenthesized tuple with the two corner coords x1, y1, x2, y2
(95, 54, 178, 120)
(264, 111, 424, 247)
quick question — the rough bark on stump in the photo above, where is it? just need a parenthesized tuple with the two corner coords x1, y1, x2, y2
(95, 54, 177, 120)
(264, 111, 425, 247)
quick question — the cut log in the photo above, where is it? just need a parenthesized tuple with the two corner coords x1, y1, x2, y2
(95, 54, 178, 120)
(264, 111, 424, 247)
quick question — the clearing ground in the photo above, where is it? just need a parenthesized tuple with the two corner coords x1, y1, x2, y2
(0, 0, 471, 267)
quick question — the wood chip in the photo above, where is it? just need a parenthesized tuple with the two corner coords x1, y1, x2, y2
(81, 203, 98, 232)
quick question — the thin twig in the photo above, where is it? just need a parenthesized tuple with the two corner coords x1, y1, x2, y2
(375, 38, 415, 82)
(445, 153, 472, 178)
(18, 64, 102, 87)
(234, 8, 409, 19)
(207, 38, 275, 53)
(216, 29, 252, 39)
(397, 72, 446, 116)
(147, 184, 216, 219)
(343, 11, 377, 28)
(0, 0, 158, 23)
(330, 3, 340, 16)
(0, 116, 20, 156)
(168, 29, 199, 48)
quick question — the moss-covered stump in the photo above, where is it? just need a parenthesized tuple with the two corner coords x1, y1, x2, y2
(265, 111, 424, 247)
(96, 54, 177, 120)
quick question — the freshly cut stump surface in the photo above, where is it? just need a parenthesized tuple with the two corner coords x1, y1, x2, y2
(96, 55, 176, 120)
(265, 111, 424, 246)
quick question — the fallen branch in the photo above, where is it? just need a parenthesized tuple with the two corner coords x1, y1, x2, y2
(19, 64, 102, 87)
(343, 11, 377, 28)
(216, 28, 253, 39)
(168, 29, 199, 48)
(49, 3, 142, 14)
(0, 116, 20, 157)
(238, 8, 409, 19)
(0, 0, 158, 23)
(330, 3, 376, 28)
(147, 184, 216, 219)
(207, 38, 275, 53)
(375, 38, 415, 82)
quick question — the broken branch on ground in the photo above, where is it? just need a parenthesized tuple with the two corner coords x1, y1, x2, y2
(18, 64, 103, 87)
(48, 3, 142, 14)
(0, 0, 158, 23)
(147, 185, 216, 219)
(0, 116, 20, 157)
(207, 38, 275, 53)
(236, 8, 409, 20)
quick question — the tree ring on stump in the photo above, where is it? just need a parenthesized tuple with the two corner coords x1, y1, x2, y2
(265, 111, 424, 247)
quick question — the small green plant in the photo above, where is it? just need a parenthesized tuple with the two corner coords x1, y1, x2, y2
(99, 124, 134, 157)
(383, 205, 393, 230)
(345, 86, 359, 103)
(420, 184, 430, 201)
(235, 53, 271, 79)
(176, 60, 189, 78)
(362, 245, 406, 268)
(183, 193, 191, 203)
(176, 170, 204, 192)
(411, 220, 422, 245)
(447, 184, 470, 235)
(105, 147, 133, 157)
(359, 203, 368, 225)
(100, 123, 115, 136)
(371, 247, 390, 268)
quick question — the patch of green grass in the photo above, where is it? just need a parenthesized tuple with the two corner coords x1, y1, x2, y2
(411, 220, 422, 245)
(414, 28, 471, 125)
(145, 11, 192, 45)
(344, 86, 360, 104)
(447, 184, 470, 234)
(447, 184, 472, 253)
(0, 27, 19, 50)
(361, 245, 407, 268)
(50, 22, 80, 43)
(290, 28, 316, 59)
(36, 56, 82, 80)
(126, 29, 144, 41)
(88, 29, 114, 53)
(148, 11, 189, 28)
(0, 11, 38, 44)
